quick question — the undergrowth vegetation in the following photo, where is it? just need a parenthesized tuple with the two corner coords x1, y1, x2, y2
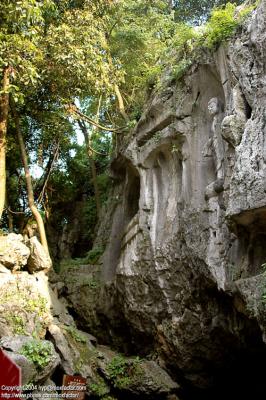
(20, 340, 52, 371)
(156, 2, 257, 86)
(106, 355, 141, 389)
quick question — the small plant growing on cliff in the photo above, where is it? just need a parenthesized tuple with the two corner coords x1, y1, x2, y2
(6, 314, 26, 335)
(64, 325, 87, 344)
(89, 377, 110, 397)
(204, 3, 239, 48)
(86, 246, 104, 264)
(20, 340, 52, 371)
(106, 355, 141, 389)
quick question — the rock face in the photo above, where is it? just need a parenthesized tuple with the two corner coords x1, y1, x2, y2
(26, 236, 52, 273)
(63, 2, 266, 397)
(0, 233, 30, 271)
(0, 336, 60, 385)
(0, 271, 53, 338)
(0, 233, 51, 273)
(0, 253, 177, 399)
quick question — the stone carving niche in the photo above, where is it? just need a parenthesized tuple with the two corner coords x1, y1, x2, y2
(121, 166, 141, 249)
(144, 143, 183, 247)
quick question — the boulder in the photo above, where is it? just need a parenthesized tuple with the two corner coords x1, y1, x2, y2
(0, 272, 53, 339)
(26, 237, 52, 273)
(31, 378, 58, 400)
(0, 233, 30, 271)
(5, 352, 37, 385)
(97, 346, 179, 398)
(48, 322, 96, 378)
(0, 263, 11, 274)
(0, 336, 60, 384)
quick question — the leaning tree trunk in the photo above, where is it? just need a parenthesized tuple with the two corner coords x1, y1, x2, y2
(106, 48, 129, 122)
(0, 67, 10, 222)
(10, 98, 50, 256)
(114, 84, 129, 122)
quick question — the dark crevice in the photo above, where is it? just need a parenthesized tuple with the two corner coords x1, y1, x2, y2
(126, 175, 140, 222)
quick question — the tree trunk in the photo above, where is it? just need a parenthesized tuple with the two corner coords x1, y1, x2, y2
(10, 98, 50, 256)
(0, 67, 10, 222)
(106, 49, 129, 122)
(77, 120, 101, 218)
(5, 193, 13, 232)
(114, 84, 129, 122)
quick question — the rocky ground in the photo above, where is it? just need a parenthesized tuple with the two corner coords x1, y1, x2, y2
(0, 233, 180, 400)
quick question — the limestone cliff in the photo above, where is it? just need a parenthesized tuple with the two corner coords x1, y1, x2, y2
(63, 1, 266, 398)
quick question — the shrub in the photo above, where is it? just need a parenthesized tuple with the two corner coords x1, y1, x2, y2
(86, 246, 104, 264)
(203, 3, 239, 48)
(159, 2, 256, 89)
(20, 340, 52, 371)
(64, 325, 87, 344)
(89, 377, 109, 397)
(106, 355, 141, 389)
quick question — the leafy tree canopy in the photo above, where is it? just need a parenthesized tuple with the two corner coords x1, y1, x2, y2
(172, 0, 244, 24)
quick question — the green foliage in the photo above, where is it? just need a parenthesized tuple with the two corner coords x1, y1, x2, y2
(102, 397, 117, 400)
(0, 284, 48, 338)
(204, 3, 239, 48)
(161, 2, 255, 89)
(173, 0, 243, 24)
(86, 246, 104, 264)
(59, 257, 88, 273)
(106, 355, 141, 389)
(89, 377, 110, 397)
(0, 0, 53, 102)
(238, 3, 258, 21)
(6, 315, 26, 335)
(171, 59, 193, 81)
(64, 325, 87, 344)
(83, 278, 100, 289)
(20, 340, 52, 371)
(44, 5, 120, 99)
(109, 0, 176, 119)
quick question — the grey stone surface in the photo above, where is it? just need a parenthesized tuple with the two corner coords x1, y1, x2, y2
(62, 1, 266, 391)
(26, 236, 52, 273)
(0, 233, 30, 271)
(31, 379, 58, 400)
(0, 336, 60, 384)
(0, 271, 53, 338)
(96, 345, 179, 397)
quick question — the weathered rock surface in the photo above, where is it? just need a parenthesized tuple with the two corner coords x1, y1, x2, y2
(31, 379, 58, 400)
(0, 271, 53, 338)
(26, 236, 52, 273)
(0, 233, 52, 274)
(0, 233, 30, 271)
(61, 2, 266, 397)
(0, 336, 60, 384)
(97, 346, 179, 398)
(0, 236, 179, 399)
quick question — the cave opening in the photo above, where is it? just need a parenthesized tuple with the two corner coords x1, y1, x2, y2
(178, 348, 266, 400)
(229, 208, 266, 278)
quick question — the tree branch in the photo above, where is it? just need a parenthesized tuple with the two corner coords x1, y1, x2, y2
(66, 104, 125, 133)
